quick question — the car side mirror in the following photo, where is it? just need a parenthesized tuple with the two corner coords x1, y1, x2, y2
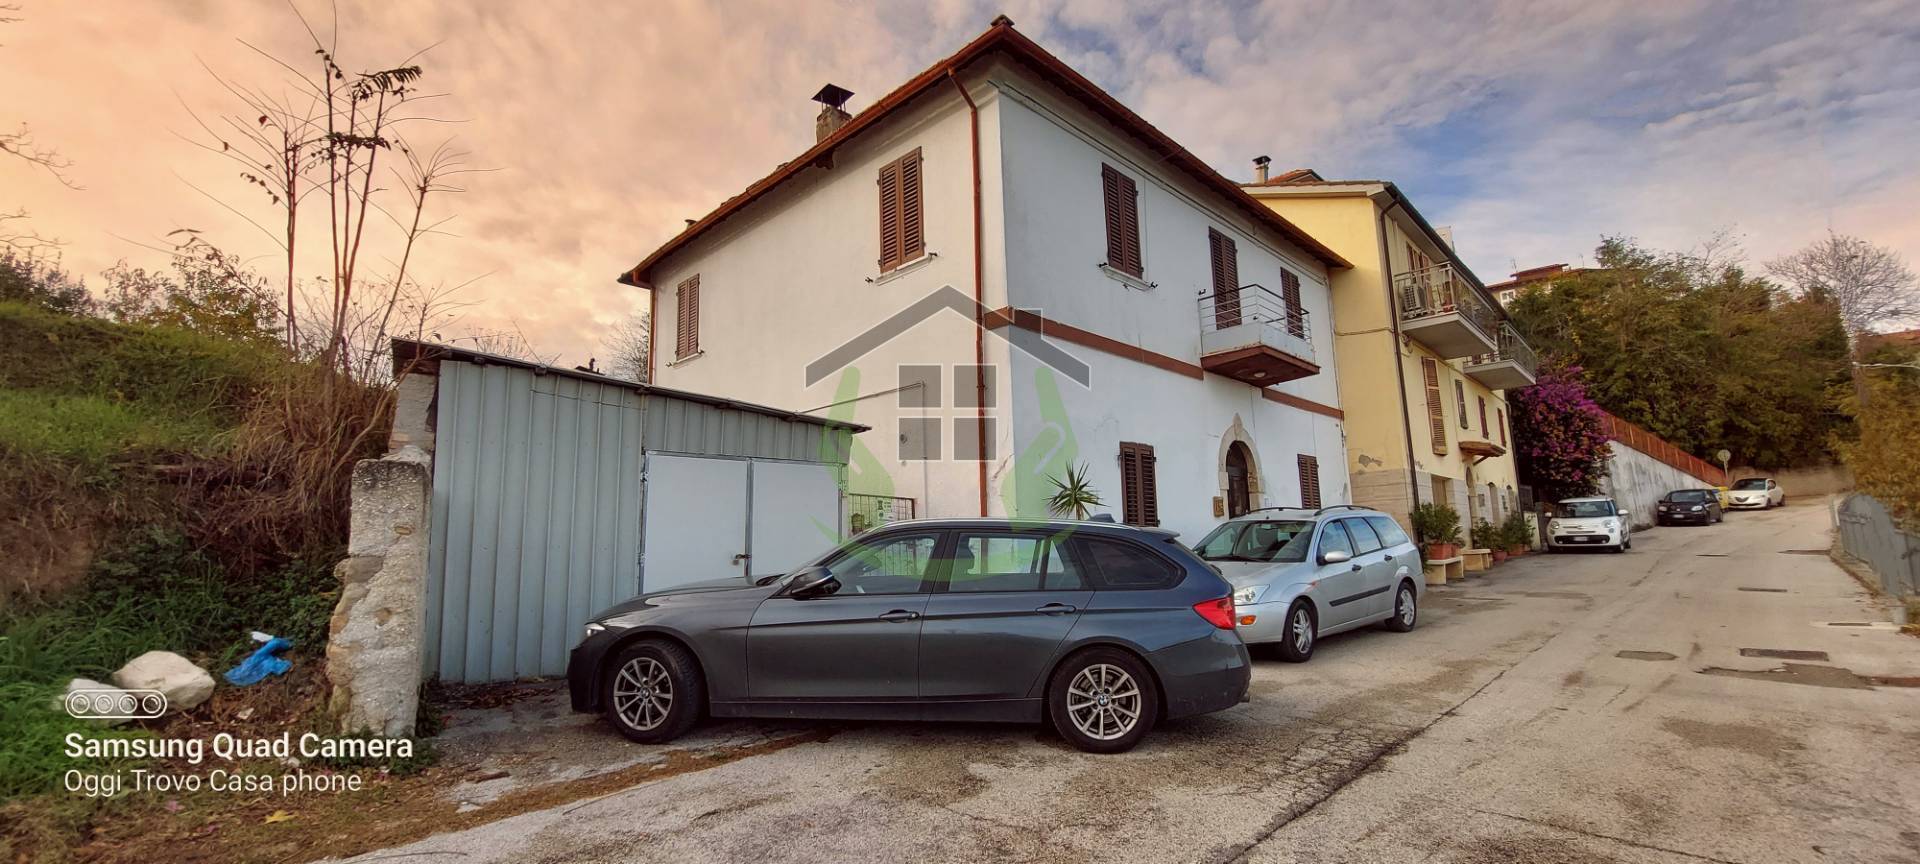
(1618, 509, 1631, 518)
(1319, 549, 1351, 566)
(786, 566, 838, 599)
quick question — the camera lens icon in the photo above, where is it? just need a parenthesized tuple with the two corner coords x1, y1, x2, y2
(65, 688, 168, 719)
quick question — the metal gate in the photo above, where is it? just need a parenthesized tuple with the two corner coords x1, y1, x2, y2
(639, 454, 843, 590)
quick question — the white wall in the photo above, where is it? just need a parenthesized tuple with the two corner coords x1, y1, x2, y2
(1006, 349, 1348, 541)
(648, 76, 1008, 517)
(1599, 442, 1717, 529)
(992, 69, 1340, 411)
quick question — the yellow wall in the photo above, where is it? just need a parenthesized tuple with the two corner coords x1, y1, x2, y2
(1256, 191, 1523, 534)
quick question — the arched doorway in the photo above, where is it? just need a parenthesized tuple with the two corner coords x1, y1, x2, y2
(1225, 442, 1253, 517)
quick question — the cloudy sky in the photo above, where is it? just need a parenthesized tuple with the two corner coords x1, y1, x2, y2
(5, 0, 1917, 363)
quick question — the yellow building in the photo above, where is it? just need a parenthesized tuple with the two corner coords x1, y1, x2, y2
(1243, 169, 1538, 543)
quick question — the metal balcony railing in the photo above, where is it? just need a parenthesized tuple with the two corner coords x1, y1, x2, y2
(1393, 263, 1498, 339)
(1469, 322, 1540, 377)
(1198, 283, 1311, 346)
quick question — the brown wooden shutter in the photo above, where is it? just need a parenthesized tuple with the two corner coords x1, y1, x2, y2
(1119, 442, 1159, 527)
(1498, 408, 1508, 447)
(1280, 268, 1304, 338)
(1478, 396, 1488, 436)
(899, 150, 924, 262)
(877, 148, 923, 272)
(1455, 380, 1468, 429)
(1208, 229, 1240, 329)
(1298, 454, 1321, 509)
(675, 275, 700, 359)
(1101, 164, 1142, 277)
(1422, 357, 1446, 455)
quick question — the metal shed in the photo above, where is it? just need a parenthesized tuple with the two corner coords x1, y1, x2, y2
(393, 340, 863, 683)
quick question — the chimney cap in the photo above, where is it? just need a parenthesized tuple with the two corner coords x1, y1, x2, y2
(1253, 155, 1271, 166)
(811, 84, 854, 110)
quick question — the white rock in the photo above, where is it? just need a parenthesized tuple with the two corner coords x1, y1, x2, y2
(111, 651, 215, 711)
(57, 678, 130, 727)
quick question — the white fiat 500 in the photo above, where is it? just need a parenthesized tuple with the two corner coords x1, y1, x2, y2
(1547, 496, 1631, 553)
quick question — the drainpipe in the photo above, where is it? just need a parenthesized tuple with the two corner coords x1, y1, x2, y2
(1376, 197, 1423, 517)
(949, 70, 988, 517)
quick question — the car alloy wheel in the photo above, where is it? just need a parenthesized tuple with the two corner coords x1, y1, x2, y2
(602, 639, 704, 744)
(613, 656, 673, 731)
(1048, 648, 1159, 753)
(1066, 663, 1142, 742)
(1278, 600, 1316, 662)
(1385, 582, 1417, 632)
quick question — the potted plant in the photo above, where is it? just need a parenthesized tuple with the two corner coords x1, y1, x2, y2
(1046, 461, 1104, 519)
(1471, 519, 1505, 563)
(1412, 502, 1462, 561)
(1501, 510, 1532, 556)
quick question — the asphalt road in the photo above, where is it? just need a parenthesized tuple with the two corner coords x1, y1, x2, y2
(342, 502, 1920, 864)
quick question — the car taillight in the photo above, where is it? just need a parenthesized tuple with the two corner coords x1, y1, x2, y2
(1193, 595, 1236, 630)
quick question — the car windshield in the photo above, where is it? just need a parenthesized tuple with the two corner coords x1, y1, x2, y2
(1733, 479, 1768, 490)
(1666, 490, 1711, 503)
(1558, 500, 1615, 518)
(1194, 519, 1315, 563)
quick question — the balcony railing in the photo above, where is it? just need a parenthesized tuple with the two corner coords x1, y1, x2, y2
(1197, 283, 1317, 386)
(1468, 323, 1539, 378)
(1392, 262, 1500, 358)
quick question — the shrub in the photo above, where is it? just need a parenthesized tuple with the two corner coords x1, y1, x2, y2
(1469, 519, 1498, 549)
(1840, 372, 1920, 532)
(1500, 510, 1534, 549)
(1411, 502, 1462, 546)
(1510, 361, 1612, 502)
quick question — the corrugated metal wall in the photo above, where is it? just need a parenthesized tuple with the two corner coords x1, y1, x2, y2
(425, 360, 857, 683)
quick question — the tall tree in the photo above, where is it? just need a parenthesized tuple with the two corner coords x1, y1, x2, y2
(1507, 236, 1848, 468)
(1767, 233, 1920, 407)
(601, 311, 651, 383)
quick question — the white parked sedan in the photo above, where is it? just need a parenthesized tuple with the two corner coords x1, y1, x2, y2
(1547, 496, 1632, 553)
(1726, 477, 1785, 510)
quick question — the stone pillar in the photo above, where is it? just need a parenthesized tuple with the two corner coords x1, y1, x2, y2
(325, 446, 431, 737)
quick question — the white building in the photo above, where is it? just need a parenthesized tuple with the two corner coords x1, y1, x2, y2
(620, 17, 1353, 543)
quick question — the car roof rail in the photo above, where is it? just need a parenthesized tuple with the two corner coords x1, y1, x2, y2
(1313, 504, 1373, 515)
(1240, 506, 1316, 517)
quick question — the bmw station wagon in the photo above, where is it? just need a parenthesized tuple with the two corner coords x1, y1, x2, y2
(1191, 506, 1422, 663)
(568, 518, 1252, 753)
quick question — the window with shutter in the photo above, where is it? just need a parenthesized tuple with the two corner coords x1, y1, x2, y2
(1119, 442, 1159, 527)
(1280, 268, 1305, 338)
(1498, 408, 1508, 447)
(1208, 229, 1240, 329)
(1422, 358, 1446, 455)
(1478, 396, 1488, 437)
(1101, 164, 1143, 277)
(876, 148, 924, 272)
(1297, 454, 1321, 509)
(1454, 379, 1468, 429)
(675, 275, 700, 359)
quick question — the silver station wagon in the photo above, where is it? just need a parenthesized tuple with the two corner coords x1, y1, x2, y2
(1192, 506, 1423, 662)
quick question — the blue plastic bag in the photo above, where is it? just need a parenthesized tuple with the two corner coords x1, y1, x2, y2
(224, 636, 293, 686)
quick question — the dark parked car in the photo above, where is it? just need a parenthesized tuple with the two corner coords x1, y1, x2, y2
(568, 518, 1250, 753)
(1655, 489, 1723, 526)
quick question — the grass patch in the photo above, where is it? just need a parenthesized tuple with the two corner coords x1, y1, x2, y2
(0, 390, 228, 473)
(0, 530, 339, 801)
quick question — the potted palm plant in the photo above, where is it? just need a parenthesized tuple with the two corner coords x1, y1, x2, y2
(1046, 462, 1104, 520)
(1412, 502, 1462, 561)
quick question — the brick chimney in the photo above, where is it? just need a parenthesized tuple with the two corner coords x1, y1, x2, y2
(812, 84, 854, 142)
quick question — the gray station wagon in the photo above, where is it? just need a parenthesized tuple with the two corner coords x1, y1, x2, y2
(568, 518, 1251, 753)
(1192, 505, 1423, 662)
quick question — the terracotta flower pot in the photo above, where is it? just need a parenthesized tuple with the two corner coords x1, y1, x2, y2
(1491, 550, 1509, 563)
(1424, 542, 1458, 561)
(1507, 544, 1527, 557)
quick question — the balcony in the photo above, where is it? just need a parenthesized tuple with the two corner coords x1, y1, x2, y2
(1465, 323, 1540, 390)
(1393, 263, 1499, 358)
(1198, 284, 1319, 386)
